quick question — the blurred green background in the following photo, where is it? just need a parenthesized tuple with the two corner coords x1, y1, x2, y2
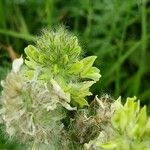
(0, 0, 150, 148)
(0, 1, 150, 104)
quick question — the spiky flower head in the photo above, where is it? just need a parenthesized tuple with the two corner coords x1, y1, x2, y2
(24, 27, 101, 107)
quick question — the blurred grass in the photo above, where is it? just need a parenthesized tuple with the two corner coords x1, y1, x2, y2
(0, 0, 150, 148)
(1, 0, 149, 102)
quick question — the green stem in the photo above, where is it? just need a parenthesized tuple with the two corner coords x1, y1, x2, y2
(45, 0, 54, 26)
(104, 41, 141, 80)
(133, 1, 147, 95)
(115, 15, 129, 97)
(84, 0, 92, 37)
(0, 29, 35, 41)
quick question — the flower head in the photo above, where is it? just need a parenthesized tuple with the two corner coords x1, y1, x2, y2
(24, 27, 101, 107)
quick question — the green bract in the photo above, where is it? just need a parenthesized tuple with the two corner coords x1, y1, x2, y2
(24, 27, 101, 107)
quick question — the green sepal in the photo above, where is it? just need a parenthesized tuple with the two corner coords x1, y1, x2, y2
(81, 67, 101, 81)
(137, 106, 147, 126)
(38, 68, 53, 80)
(69, 37, 81, 57)
(112, 108, 128, 133)
(145, 118, 150, 137)
(72, 97, 89, 108)
(80, 56, 101, 81)
(70, 81, 95, 97)
(62, 54, 69, 65)
(24, 70, 34, 79)
(38, 54, 48, 64)
(68, 61, 83, 74)
(124, 97, 140, 117)
(81, 56, 97, 72)
(25, 60, 37, 69)
(69, 81, 95, 107)
(100, 141, 117, 149)
(24, 45, 39, 62)
(130, 106, 147, 139)
(53, 64, 60, 75)
(73, 46, 81, 57)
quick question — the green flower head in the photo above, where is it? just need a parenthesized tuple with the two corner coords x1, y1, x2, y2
(24, 27, 101, 107)
(100, 97, 150, 150)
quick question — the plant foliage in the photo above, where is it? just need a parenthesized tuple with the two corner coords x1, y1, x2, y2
(0, 28, 150, 150)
